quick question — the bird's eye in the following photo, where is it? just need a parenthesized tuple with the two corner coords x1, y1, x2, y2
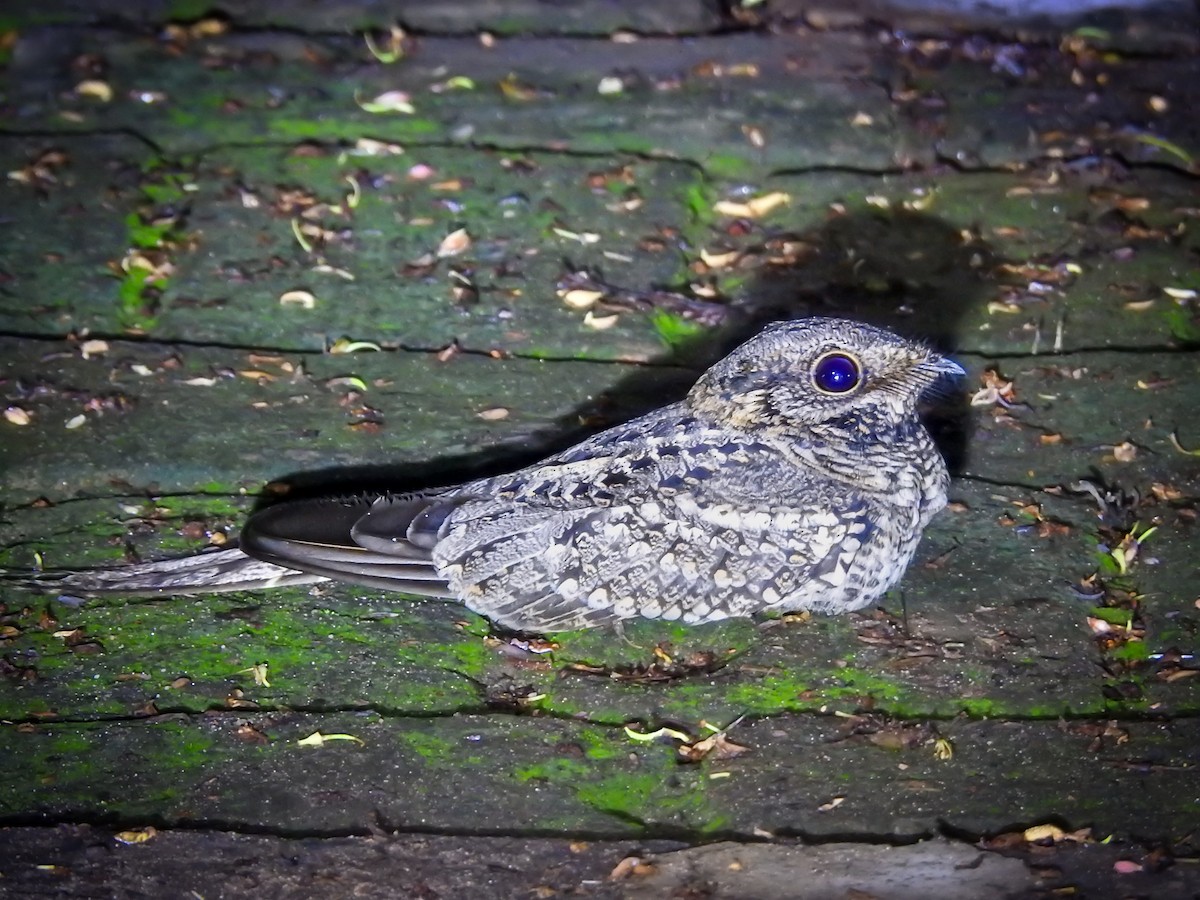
(812, 352, 862, 394)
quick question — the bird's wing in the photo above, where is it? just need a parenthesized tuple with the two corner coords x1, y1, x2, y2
(238, 491, 621, 629)
(413, 487, 880, 629)
(238, 423, 881, 629)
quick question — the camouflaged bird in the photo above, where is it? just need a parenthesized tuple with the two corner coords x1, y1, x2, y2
(13, 318, 963, 631)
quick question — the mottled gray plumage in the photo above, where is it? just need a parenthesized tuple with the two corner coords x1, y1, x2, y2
(13, 318, 962, 631)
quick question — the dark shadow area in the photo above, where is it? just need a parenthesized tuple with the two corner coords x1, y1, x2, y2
(256, 208, 995, 509)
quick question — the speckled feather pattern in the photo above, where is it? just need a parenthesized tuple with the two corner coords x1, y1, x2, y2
(16, 318, 959, 631)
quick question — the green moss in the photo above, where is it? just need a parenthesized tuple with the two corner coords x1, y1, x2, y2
(958, 698, 1001, 718)
(703, 154, 752, 180)
(682, 180, 716, 225)
(167, 107, 201, 129)
(515, 756, 591, 783)
(505, 731, 725, 834)
(1111, 641, 1150, 663)
(398, 729, 460, 762)
(553, 618, 755, 670)
(116, 266, 156, 329)
(47, 731, 93, 755)
(167, 0, 217, 21)
(577, 765, 723, 832)
(0, 11, 77, 29)
(0, 719, 220, 819)
(721, 665, 910, 717)
(819, 666, 905, 701)
(269, 117, 442, 142)
(562, 725, 620, 761)
(651, 309, 706, 348)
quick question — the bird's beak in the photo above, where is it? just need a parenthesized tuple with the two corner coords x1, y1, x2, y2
(926, 355, 966, 378)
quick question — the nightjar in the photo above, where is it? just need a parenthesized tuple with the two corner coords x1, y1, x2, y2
(13, 318, 963, 631)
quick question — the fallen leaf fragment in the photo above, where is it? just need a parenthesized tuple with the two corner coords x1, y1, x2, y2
(356, 89, 415, 114)
(297, 731, 364, 747)
(312, 264, 355, 281)
(970, 369, 1017, 408)
(818, 796, 845, 812)
(79, 339, 109, 359)
(328, 338, 382, 354)
(239, 663, 270, 687)
(432, 75, 476, 92)
(279, 289, 316, 308)
(188, 16, 227, 36)
(742, 124, 765, 147)
(1024, 824, 1065, 843)
(499, 73, 540, 101)
(713, 191, 790, 218)
(1168, 431, 1200, 456)
(437, 227, 472, 258)
(700, 247, 741, 269)
(678, 732, 751, 762)
(235, 723, 270, 744)
(325, 375, 370, 392)
(1149, 482, 1182, 501)
(1133, 133, 1193, 166)
(363, 25, 406, 63)
(344, 175, 362, 209)
(1111, 441, 1138, 462)
(583, 310, 620, 330)
(1101, 523, 1156, 577)
(624, 725, 692, 744)
(75, 79, 114, 102)
(114, 827, 157, 845)
(552, 226, 600, 245)
(609, 856, 655, 880)
(559, 287, 604, 310)
(351, 138, 404, 157)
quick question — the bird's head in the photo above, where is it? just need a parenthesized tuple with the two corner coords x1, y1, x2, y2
(687, 317, 964, 433)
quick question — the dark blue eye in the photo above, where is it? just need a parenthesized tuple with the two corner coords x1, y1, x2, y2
(813, 352, 862, 394)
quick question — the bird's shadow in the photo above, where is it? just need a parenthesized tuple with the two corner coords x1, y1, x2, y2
(256, 209, 994, 510)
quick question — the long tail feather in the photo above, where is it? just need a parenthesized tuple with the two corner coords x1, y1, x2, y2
(3, 548, 326, 598)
